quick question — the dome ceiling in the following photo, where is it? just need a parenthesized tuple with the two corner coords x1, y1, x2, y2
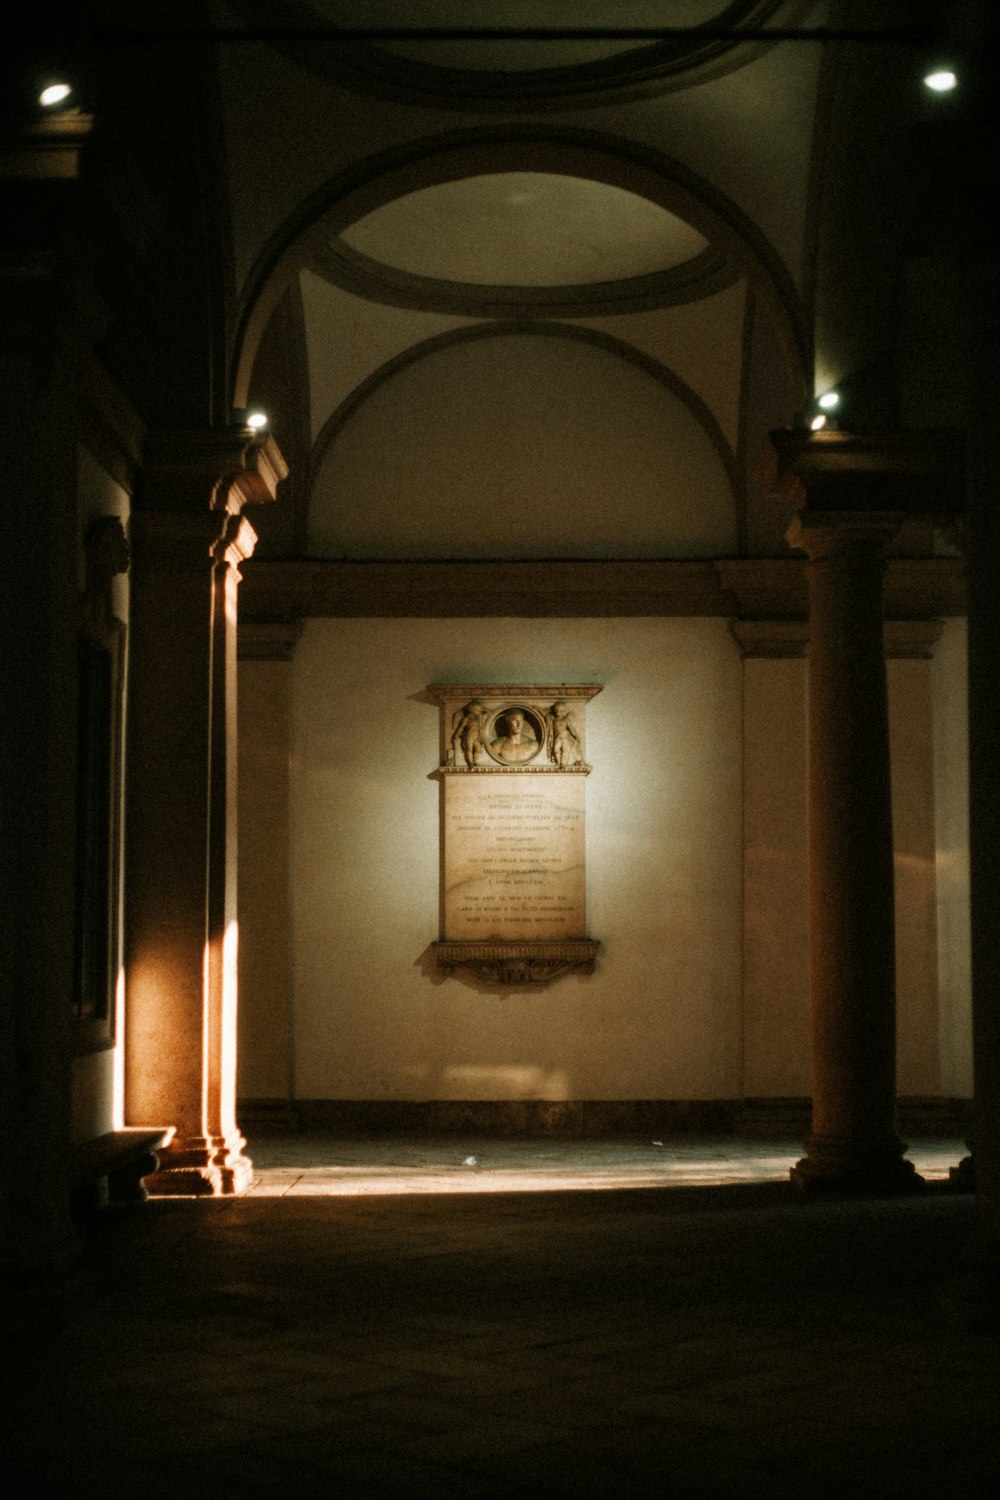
(339, 173, 709, 287)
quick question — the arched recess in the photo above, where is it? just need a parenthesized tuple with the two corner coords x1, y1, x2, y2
(232, 125, 808, 406)
(307, 323, 738, 561)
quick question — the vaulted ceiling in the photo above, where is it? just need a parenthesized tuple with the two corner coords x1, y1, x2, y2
(200, 1, 939, 566)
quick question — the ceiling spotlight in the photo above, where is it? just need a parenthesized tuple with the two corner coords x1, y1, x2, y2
(817, 391, 840, 412)
(245, 410, 269, 431)
(39, 82, 73, 109)
(923, 69, 958, 93)
(809, 414, 828, 432)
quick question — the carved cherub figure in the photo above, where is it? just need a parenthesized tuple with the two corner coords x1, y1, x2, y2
(546, 700, 583, 767)
(449, 699, 488, 768)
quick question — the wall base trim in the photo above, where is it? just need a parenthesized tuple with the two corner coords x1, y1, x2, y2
(236, 1097, 972, 1138)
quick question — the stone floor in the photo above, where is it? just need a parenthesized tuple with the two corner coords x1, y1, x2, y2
(8, 1134, 1000, 1499)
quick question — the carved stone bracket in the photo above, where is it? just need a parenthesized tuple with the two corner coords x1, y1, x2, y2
(433, 940, 600, 986)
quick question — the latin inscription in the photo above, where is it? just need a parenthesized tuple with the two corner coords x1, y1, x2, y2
(443, 776, 586, 941)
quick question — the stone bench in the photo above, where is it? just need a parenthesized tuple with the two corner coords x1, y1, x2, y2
(71, 1128, 171, 1216)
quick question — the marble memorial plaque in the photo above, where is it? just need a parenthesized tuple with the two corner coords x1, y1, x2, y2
(429, 684, 602, 984)
(444, 773, 586, 941)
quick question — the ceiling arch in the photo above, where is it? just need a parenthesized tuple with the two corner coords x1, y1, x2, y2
(229, 1, 790, 111)
(233, 126, 807, 406)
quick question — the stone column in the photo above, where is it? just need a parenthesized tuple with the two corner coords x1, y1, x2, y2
(787, 511, 921, 1191)
(123, 431, 286, 1194)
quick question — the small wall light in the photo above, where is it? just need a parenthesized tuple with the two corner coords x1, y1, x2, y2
(808, 390, 840, 431)
(245, 410, 269, 431)
(923, 69, 958, 93)
(39, 82, 74, 109)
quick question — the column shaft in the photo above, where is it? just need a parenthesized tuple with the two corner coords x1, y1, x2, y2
(789, 516, 920, 1191)
(123, 430, 284, 1195)
(123, 512, 252, 1191)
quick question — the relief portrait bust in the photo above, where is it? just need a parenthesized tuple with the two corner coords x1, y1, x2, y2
(488, 707, 542, 764)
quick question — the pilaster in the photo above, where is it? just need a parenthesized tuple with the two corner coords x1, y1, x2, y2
(236, 622, 302, 1115)
(729, 621, 810, 1101)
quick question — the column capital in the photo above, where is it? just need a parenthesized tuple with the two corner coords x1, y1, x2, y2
(214, 513, 259, 574)
(769, 428, 965, 517)
(136, 428, 288, 515)
(786, 510, 904, 563)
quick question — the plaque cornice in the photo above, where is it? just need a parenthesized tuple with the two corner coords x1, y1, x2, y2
(429, 683, 602, 703)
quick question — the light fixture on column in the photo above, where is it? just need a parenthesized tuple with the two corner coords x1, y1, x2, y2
(923, 67, 958, 93)
(233, 408, 270, 433)
(809, 390, 840, 432)
(38, 81, 74, 109)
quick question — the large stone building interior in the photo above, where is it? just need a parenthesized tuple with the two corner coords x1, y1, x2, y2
(4, 3, 1000, 1494)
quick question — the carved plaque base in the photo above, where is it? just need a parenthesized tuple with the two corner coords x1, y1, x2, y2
(433, 940, 600, 986)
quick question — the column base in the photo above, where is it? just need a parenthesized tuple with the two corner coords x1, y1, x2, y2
(791, 1134, 925, 1194)
(144, 1133, 254, 1197)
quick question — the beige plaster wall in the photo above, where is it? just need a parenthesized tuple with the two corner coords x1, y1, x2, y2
(238, 613, 972, 1107)
(932, 619, 972, 1096)
(283, 617, 744, 1102)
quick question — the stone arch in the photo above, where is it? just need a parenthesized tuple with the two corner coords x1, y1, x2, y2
(306, 321, 739, 560)
(232, 125, 808, 404)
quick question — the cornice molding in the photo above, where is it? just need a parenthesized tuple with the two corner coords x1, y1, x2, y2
(240, 557, 966, 623)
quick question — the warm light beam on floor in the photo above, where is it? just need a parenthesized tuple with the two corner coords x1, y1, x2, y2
(233, 1142, 962, 1198)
